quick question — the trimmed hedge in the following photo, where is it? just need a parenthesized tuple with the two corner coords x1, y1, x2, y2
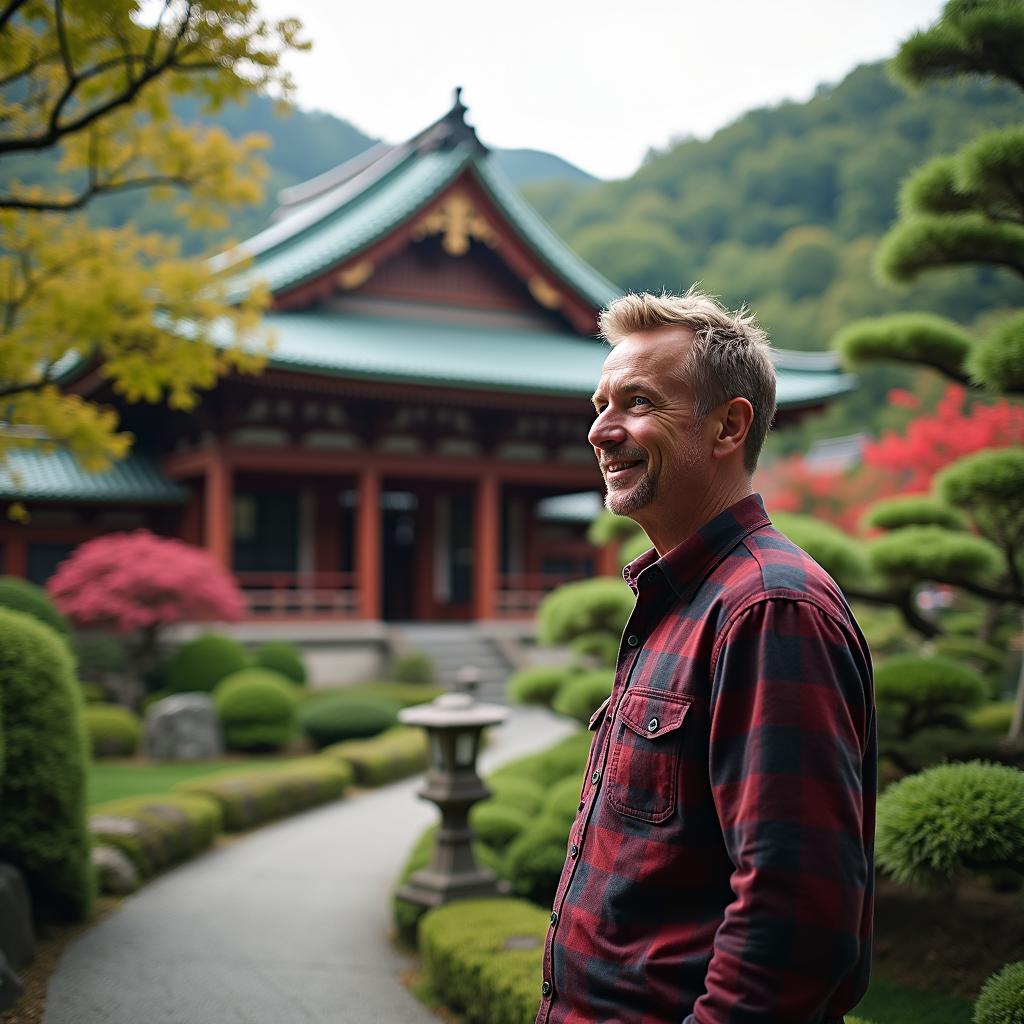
(0, 575, 71, 638)
(537, 578, 634, 647)
(393, 652, 436, 684)
(469, 800, 530, 852)
(570, 632, 619, 667)
(875, 655, 988, 713)
(974, 961, 1024, 1024)
(0, 608, 93, 921)
(165, 633, 251, 694)
(214, 669, 299, 752)
(419, 898, 548, 1024)
(542, 776, 585, 831)
(488, 731, 591, 789)
(485, 776, 545, 816)
(552, 670, 613, 725)
(876, 761, 1024, 889)
(83, 704, 142, 758)
(297, 693, 399, 748)
(305, 681, 444, 708)
(255, 641, 306, 685)
(321, 725, 428, 785)
(507, 665, 570, 707)
(969, 701, 1015, 736)
(89, 793, 222, 880)
(177, 757, 353, 830)
(503, 817, 571, 905)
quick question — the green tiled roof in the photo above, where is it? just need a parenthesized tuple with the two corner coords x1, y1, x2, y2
(0, 449, 186, 502)
(257, 311, 854, 408)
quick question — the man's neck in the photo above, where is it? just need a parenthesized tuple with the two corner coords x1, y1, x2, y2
(640, 478, 754, 557)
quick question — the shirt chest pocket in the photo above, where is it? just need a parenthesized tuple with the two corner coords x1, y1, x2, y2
(607, 687, 692, 824)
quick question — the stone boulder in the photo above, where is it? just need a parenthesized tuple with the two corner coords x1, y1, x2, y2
(143, 694, 223, 761)
(91, 846, 140, 896)
(0, 863, 33, 970)
(0, 949, 23, 1012)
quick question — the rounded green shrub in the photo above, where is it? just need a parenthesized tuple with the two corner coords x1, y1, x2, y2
(0, 576, 71, 638)
(868, 526, 1003, 586)
(254, 642, 306, 685)
(213, 669, 298, 752)
(552, 670, 613, 724)
(875, 655, 988, 712)
(974, 961, 1024, 1024)
(83, 704, 141, 758)
(506, 665, 570, 707)
(938, 447, 1024, 515)
(861, 496, 967, 532)
(537, 578, 634, 647)
(969, 701, 1015, 737)
(934, 636, 1008, 679)
(588, 509, 643, 548)
(0, 608, 93, 920)
(570, 631, 620, 667)
(503, 818, 572, 905)
(771, 513, 869, 589)
(876, 761, 1024, 889)
(542, 775, 584, 831)
(393, 652, 435, 684)
(971, 312, 1024, 393)
(485, 775, 545, 816)
(489, 731, 592, 789)
(165, 633, 251, 694)
(619, 530, 653, 567)
(297, 693, 399, 749)
(469, 800, 530, 852)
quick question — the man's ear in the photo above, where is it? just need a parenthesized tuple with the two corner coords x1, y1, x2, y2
(711, 397, 754, 461)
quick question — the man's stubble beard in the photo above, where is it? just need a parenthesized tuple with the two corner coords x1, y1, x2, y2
(604, 469, 655, 517)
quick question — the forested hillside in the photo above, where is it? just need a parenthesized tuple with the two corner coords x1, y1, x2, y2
(524, 61, 1024, 356)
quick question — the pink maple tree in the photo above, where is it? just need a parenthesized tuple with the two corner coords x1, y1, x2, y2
(48, 530, 244, 704)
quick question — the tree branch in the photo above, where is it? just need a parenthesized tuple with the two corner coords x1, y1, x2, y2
(0, 173, 193, 211)
(0, 0, 30, 34)
(844, 584, 943, 638)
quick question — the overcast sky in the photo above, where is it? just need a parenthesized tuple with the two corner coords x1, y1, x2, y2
(253, 0, 947, 180)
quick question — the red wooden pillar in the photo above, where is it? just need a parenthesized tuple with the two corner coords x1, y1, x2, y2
(3, 530, 28, 578)
(597, 542, 620, 578)
(357, 467, 381, 620)
(473, 473, 499, 621)
(204, 445, 233, 568)
(180, 483, 203, 546)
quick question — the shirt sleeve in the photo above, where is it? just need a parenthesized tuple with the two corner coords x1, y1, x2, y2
(686, 595, 874, 1024)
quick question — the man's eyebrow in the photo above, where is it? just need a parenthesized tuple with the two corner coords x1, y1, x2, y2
(591, 377, 663, 406)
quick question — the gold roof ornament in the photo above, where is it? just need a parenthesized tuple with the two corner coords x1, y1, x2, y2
(412, 190, 500, 256)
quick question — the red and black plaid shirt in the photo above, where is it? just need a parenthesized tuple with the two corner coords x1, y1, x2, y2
(536, 494, 876, 1024)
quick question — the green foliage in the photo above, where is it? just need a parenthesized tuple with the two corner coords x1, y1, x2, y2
(254, 642, 306, 685)
(868, 525, 1004, 586)
(164, 633, 251, 694)
(484, 775, 545, 816)
(393, 652, 436, 684)
(542, 776, 585, 832)
(587, 509, 643, 548)
(969, 700, 1016, 736)
(89, 793, 221, 880)
(72, 631, 127, 682)
(296, 693, 399, 749)
(771, 513, 870, 589)
(875, 761, 1024, 889)
(83, 704, 142, 758)
(570, 632, 620, 667)
(875, 655, 988, 713)
(862, 495, 968, 532)
(503, 818, 571, 905)
(308, 681, 444, 708)
(0, 608, 93, 920)
(506, 665, 570, 707)
(934, 635, 1008, 679)
(937, 448, 1024, 546)
(619, 530, 653, 566)
(970, 312, 1024, 392)
(419, 898, 548, 1024)
(552, 670, 613, 725)
(469, 801, 530, 852)
(320, 725, 428, 785)
(537, 578, 633, 648)
(213, 669, 298, 752)
(178, 757, 352, 830)
(973, 960, 1024, 1024)
(835, 313, 973, 378)
(487, 731, 591, 789)
(900, 155, 976, 216)
(0, 576, 71, 637)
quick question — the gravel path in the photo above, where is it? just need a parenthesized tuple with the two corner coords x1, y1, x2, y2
(44, 707, 575, 1024)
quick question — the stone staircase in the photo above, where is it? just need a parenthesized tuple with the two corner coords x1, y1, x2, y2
(392, 625, 515, 703)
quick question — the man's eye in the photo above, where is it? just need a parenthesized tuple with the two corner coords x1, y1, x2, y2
(631, 396, 649, 407)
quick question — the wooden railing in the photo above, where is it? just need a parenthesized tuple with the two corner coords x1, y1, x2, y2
(496, 572, 588, 616)
(236, 571, 360, 619)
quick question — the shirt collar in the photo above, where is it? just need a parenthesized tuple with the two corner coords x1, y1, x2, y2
(623, 493, 771, 601)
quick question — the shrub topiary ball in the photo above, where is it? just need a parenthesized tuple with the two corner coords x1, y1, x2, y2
(83, 704, 142, 758)
(297, 694, 399, 749)
(213, 669, 298, 752)
(503, 818, 572, 906)
(0, 608, 93, 920)
(469, 800, 530, 852)
(552, 670, 613, 725)
(0, 575, 72, 638)
(165, 633, 251, 694)
(974, 961, 1024, 1024)
(393, 652, 435, 684)
(254, 642, 306, 685)
(506, 665, 570, 707)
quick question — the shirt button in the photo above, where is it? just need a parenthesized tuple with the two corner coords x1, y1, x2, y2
(648, 716, 660, 733)
(542, 981, 552, 997)
(591, 769, 601, 785)
(570, 843, 579, 858)
(627, 634, 640, 647)
(550, 911, 558, 926)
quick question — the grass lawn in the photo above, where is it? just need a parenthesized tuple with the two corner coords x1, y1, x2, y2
(854, 975, 975, 1024)
(89, 757, 300, 806)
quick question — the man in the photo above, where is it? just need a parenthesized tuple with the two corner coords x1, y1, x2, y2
(535, 290, 876, 1024)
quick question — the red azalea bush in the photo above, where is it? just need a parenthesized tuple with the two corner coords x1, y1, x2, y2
(48, 530, 244, 633)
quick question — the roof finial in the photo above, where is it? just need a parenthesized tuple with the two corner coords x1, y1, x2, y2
(452, 85, 466, 120)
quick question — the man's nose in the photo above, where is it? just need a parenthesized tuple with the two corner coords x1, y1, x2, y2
(588, 410, 627, 451)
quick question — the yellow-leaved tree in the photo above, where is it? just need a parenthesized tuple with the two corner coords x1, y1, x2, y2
(0, 0, 308, 491)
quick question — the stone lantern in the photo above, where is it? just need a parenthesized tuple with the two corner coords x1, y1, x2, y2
(396, 691, 508, 909)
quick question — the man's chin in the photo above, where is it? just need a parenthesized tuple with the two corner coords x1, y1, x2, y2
(604, 486, 650, 518)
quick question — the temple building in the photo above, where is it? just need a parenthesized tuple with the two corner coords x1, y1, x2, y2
(0, 93, 852, 626)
